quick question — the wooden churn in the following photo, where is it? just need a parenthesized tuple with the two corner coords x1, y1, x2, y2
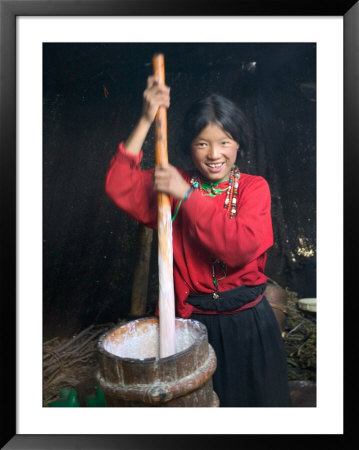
(97, 54, 218, 407)
(97, 317, 219, 407)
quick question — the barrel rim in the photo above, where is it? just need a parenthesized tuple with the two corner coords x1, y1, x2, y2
(97, 316, 208, 363)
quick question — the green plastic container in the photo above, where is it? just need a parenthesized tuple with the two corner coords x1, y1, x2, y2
(49, 387, 80, 407)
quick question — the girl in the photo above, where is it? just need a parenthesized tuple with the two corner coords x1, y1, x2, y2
(105, 76, 291, 407)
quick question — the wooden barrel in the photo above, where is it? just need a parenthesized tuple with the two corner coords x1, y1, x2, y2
(97, 317, 219, 407)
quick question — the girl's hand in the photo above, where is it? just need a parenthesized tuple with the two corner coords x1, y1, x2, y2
(124, 76, 170, 155)
(142, 76, 170, 124)
(153, 163, 190, 200)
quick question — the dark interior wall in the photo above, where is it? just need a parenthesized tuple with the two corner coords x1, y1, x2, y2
(43, 43, 316, 338)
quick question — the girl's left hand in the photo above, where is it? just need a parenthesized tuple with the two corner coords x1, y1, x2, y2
(153, 163, 190, 200)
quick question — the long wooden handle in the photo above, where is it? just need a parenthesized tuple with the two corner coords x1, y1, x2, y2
(153, 53, 168, 166)
(152, 53, 176, 358)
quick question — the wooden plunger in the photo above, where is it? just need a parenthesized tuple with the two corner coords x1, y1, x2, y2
(152, 53, 176, 358)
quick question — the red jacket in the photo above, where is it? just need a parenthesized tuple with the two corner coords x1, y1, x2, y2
(105, 142, 273, 318)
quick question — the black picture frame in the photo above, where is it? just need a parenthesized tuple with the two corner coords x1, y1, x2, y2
(1, 1, 357, 448)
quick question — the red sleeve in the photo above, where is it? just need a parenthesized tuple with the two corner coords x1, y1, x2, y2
(104, 142, 158, 229)
(180, 176, 273, 268)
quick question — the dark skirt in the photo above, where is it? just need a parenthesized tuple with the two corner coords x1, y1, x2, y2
(190, 296, 292, 407)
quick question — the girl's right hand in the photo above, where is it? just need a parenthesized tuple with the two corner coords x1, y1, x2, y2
(142, 76, 170, 124)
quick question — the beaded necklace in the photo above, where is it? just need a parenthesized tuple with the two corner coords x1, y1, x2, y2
(172, 165, 241, 223)
(190, 166, 241, 298)
(172, 165, 241, 299)
(211, 257, 227, 299)
(189, 164, 241, 219)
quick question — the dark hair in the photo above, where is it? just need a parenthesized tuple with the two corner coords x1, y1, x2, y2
(181, 94, 249, 152)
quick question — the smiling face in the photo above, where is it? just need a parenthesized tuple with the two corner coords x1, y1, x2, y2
(191, 123, 239, 182)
